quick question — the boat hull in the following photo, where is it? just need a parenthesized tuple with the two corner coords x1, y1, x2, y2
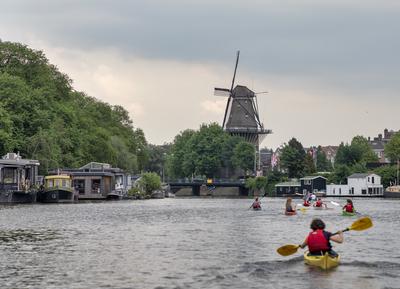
(304, 252, 340, 270)
(0, 191, 37, 204)
(37, 189, 74, 203)
(342, 211, 356, 216)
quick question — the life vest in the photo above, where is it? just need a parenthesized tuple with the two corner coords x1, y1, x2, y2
(315, 200, 323, 207)
(303, 201, 311, 207)
(307, 229, 330, 252)
(344, 204, 354, 213)
(252, 202, 261, 209)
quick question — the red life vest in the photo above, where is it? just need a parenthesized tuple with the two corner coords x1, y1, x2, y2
(303, 201, 310, 207)
(252, 202, 261, 209)
(307, 230, 330, 252)
(315, 200, 323, 207)
(344, 204, 354, 213)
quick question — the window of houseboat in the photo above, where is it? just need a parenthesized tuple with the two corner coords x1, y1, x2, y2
(74, 179, 85, 195)
(2, 168, 17, 183)
(55, 179, 61, 187)
(62, 179, 67, 187)
(91, 179, 101, 194)
(47, 179, 54, 187)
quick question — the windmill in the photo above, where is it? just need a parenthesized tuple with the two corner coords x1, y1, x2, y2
(214, 51, 271, 150)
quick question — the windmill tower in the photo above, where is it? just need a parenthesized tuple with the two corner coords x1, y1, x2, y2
(214, 51, 272, 153)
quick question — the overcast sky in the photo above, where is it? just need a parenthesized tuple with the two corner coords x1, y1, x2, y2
(1, 0, 399, 149)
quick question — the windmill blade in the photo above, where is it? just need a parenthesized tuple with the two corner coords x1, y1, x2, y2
(214, 87, 231, 97)
(230, 50, 240, 92)
(222, 96, 232, 128)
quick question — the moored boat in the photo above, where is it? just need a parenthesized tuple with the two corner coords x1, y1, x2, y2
(384, 186, 400, 198)
(304, 251, 340, 270)
(37, 175, 74, 203)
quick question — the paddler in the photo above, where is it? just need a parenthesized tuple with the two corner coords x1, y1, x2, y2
(299, 218, 343, 256)
(285, 197, 296, 213)
(342, 199, 355, 213)
(313, 198, 328, 209)
(251, 197, 261, 210)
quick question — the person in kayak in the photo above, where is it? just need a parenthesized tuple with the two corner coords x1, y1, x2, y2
(285, 197, 296, 212)
(342, 199, 355, 213)
(303, 199, 311, 207)
(313, 198, 328, 209)
(251, 197, 261, 210)
(300, 218, 344, 256)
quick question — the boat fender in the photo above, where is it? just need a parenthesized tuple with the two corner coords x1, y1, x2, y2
(51, 193, 57, 199)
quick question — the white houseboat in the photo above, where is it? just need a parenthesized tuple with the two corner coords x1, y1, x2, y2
(327, 173, 383, 197)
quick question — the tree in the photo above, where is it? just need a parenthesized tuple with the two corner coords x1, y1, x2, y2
(245, 176, 267, 196)
(137, 172, 161, 195)
(316, 146, 332, 172)
(304, 153, 316, 175)
(232, 141, 255, 174)
(385, 133, 400, 163)
(373, 165, 397, 188)
(351, 136, 378, 163)
(280, 138, 306, 178)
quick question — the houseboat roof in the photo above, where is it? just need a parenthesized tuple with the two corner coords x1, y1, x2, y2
(0, 153, 40, 166)
(300, 176, 327, 180)
(45, 175, 71, 180)
(275, 181, 301, 187)
(348, 173, 377, 179)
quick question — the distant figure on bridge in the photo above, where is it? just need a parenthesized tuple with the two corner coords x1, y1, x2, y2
(251, 197, 261, 210)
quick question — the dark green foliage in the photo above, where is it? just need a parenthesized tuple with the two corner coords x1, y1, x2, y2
(145, 143, 171, 180)
(304, 154, 316, 175)
(165, 123, 255, 178)
(385, 132, 400, 163)
(280, 138, 306, 178)
(316, 146, 332, 172)
(373, 165, 397, 188)
(0, 40, 147, 174)
(137, 172, 162, 194)
(335, 136, 378, 166)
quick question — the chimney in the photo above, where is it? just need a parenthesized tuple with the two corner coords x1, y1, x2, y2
(378, 134, 382, 141)
(384, 128, 389, 139)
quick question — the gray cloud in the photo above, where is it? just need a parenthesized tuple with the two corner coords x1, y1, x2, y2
(1, 0, 399, 147)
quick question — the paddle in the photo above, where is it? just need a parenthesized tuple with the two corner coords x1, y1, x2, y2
(276, 217, 373, 256)
(330, 201, 340, 206)
(331, 216, 373, 235)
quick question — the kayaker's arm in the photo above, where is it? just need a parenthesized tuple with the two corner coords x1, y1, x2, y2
(330, 231, 344, 243)
(299, 238, 307, 249)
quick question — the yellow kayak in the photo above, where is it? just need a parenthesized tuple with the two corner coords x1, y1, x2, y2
(303, 252, 340, 270)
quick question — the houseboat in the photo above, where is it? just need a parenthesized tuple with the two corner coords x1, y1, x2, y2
(37, 175, 75, 203)
(327, 173, 384, 197)
(384, 185, 400, 198)
(0, 153, 40, 204)
(58, 162, 128, 200)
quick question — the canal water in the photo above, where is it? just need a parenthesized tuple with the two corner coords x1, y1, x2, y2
(0, 198, 399, 289)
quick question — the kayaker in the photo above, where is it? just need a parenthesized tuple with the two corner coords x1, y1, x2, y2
(342, 199, 355, 213)
(300, 218, 343, 256)
(285, 197, 296, 213)
(303, 199, 311, 207)
(313, 198, 327, 209)
(252, 197, 261, 210)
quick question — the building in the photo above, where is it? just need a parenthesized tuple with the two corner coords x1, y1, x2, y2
(58, 162, 130, 200)
(327, 173, 383, 197)
(300, 176, 327, 194)
(368, 128, 399, 163)
(319, 146, 339, 165)
(275, 180, 301, 197)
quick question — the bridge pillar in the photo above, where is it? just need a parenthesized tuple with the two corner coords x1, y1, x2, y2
(192, 185, 200, 196)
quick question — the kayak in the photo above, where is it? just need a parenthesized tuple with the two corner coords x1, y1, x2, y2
(252, 207, 262, 211)
(285, 210, 296, 216)
(342, 211, 357, 216)
(304, 252, 340, 270)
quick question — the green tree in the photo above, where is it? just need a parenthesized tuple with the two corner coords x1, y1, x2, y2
(137, 172, 162, 195)
(351, 136, 379, 163)
(385, 133, 400, 163)
(232, 141, 255, 174)
(304, 154, 316, 175)
(316, 146, 332, 171)
(280, 138, 306, 178)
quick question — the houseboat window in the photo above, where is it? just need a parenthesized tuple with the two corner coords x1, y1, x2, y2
(368, 188, 372, 194)
(362, 189, 366, 194)
(2, 168, 17, 183)
(372, 177, 375, 184)
(48, 179, 54, 187)
(368, 177, 370, 182)
(91, 179, 101, 194)
(333, 188, 335, 194)
(62, 180, 67, 187)
(351, 187, 354, 194)
(339, 188, 341, 195)
(74, 180, 85, 195)
(55, 180, 60, 187)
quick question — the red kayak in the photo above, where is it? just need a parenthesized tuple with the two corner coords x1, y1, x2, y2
(285, 210, 297, 216)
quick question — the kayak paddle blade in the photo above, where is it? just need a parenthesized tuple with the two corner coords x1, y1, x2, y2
(349, 217, 373, 231)
(277, 244, 300, 256)
(330, 201, 340, 206)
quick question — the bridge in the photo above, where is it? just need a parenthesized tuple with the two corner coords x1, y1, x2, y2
(167, 179, 249, 196)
